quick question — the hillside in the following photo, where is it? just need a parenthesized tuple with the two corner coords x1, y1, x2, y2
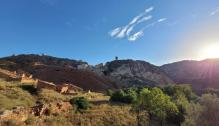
(161, 59, 219, 90)
(0, 54, 89, 73)
(0, 54, 118, 92)
(0, 79, 139, 126)
(94, 60, 174, 87)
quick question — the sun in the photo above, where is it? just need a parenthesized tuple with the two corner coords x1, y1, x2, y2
(199, 43, 219, 59)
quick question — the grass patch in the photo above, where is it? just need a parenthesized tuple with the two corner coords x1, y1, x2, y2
(0, 79, 35, 112)
(37, 89, 71, 103)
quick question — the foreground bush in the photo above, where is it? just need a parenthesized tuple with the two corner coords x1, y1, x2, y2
(70, 97, 90, 110)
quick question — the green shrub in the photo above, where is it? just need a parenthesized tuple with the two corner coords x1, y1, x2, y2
(134, 87, 179, 125)
(110, 88, 137, 104)
(70, 97, 90, 110)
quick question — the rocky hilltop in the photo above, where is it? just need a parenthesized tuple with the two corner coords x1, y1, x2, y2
(93, 60, 174, 87)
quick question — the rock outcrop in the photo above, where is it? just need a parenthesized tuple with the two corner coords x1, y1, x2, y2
(94, 60, 174, 87)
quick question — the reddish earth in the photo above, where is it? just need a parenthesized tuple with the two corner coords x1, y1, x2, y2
(31, 65, 118, 92)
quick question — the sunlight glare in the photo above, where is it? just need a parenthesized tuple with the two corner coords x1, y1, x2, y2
(200, 43, 219, 59)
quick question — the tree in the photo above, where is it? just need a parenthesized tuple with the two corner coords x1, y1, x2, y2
(169, 92, 189, 126)
(135, 87, 179, 126)
(182, 102, 202, 126)
(182, 94, 219, 126)
(162, 84, 197, 101)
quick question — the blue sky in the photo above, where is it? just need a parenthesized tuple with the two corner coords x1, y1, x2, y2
(0, 0, 219, 65)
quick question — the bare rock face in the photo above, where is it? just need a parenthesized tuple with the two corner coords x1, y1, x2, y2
(95, 60, 174, 87)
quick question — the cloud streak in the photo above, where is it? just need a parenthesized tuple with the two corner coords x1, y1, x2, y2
(128, 31, 144, 41)
(109, 6, 167, 41)
(210, 7, 219, 16)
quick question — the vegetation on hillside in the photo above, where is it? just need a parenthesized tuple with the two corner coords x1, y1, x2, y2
(1, 78, 219, 126)
(0, 79, 138, 126)
(0, 79, 35, 112)
(109, 85, 219, 126)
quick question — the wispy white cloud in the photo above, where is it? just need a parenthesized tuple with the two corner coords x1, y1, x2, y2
(141, 18, 167, 30)
(137, 15, 153, 24)
(158, 18, 167, 22)
(128, 31, 144, 41)
(109, 27, 122, 37)
(126, 25, 135, 36)
(117, 26, 129, 38)
(109, 6, 154, 41)
(145, 7, 154, 13)
(129, 15, 143, 25)
(109, 6, 167, 41)
(128, 7, 154, 25)
(210, 7, 219, 16)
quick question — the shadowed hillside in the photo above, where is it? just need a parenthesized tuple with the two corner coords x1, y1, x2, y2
(161, 59, 219, 90)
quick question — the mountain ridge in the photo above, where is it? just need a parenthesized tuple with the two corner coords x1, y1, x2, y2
(1, 54, 219, 91)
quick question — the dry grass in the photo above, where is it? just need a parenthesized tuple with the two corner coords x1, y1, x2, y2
(37, 89, 72, 103)
(0, 79, 35, 112)
(75, 92, 110, 102)
(67, 103, 138, 126)
(25, 103, 140, 126)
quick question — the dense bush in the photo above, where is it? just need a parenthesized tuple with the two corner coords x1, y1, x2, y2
(135, 87, 179, 125)
(70, 97, 90, 110)
(110, 88, 137, 104)
(162, 84, 197, 101)
(162, 85, 194, 125)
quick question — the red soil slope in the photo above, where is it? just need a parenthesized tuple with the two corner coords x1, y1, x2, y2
(32, 65, 117, 92)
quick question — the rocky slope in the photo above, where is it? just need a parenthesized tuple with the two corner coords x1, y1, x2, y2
(161, 59, 219, 90)
(94, 60, 174, 87)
